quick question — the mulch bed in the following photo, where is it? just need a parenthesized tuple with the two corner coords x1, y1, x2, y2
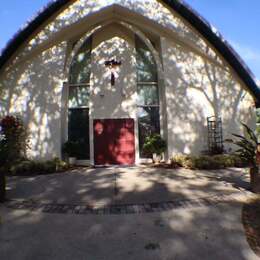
(242, 197, 260, 257)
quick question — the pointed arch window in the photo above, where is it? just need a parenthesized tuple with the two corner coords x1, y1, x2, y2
(69, 37, 92, 85)
(68, 37, 92, 160)
(136, 36, 160, 158)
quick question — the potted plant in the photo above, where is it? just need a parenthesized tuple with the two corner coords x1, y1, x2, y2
(62, 141, 79, 165)
(143, 134, 167, 163)
(226, 123, 260, 193)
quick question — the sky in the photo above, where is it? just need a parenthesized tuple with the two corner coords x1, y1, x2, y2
(0, 0, 259, 81)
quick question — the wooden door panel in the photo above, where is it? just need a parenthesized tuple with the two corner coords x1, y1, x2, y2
(94, 119, 135, 165)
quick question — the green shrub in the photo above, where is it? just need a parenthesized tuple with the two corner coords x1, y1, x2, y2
(8, 158, 69, 176)
(213, 154, 248, 168)
(172, 154, 198, 169)
(212, 154, 235, 168)
(0, 115, 29, 164)
(172, 153, 248, 170)
(0, 115, 29, 202)
(194, 155, 223, 170)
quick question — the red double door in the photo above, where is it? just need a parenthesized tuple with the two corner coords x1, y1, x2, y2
(94, 119, 135, 165)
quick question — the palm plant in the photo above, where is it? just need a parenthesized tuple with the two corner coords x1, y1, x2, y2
(226, 123, 257, 167)
(226, 123, 260, 193)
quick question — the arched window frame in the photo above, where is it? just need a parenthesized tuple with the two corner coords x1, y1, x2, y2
(67, 37, 92, 160)
(135, 35, 160, 158)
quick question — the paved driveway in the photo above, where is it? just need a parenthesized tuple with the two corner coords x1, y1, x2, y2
(5, 166, 251, 206)
(0, 166, 259, 260)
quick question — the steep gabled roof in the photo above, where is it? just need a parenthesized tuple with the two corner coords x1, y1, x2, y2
(1, 0, 259, 105)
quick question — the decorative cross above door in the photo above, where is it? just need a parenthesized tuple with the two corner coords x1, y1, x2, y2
(105, 59, 122, 86)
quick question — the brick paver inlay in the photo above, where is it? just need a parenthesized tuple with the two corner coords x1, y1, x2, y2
(3, 192, 252, 215)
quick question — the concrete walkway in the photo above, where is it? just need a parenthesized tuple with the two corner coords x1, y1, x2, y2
(0, 166, 259, 259)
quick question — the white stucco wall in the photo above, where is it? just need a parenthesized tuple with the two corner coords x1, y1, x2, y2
(0, 43, 67, 159)
(161, 37, 255, 156)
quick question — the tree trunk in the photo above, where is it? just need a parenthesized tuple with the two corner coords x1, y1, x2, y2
(0, 173, 6, 203)
(250, 167, 260, 194)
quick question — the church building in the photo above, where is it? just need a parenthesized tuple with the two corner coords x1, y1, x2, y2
(0, 0, 259, 165)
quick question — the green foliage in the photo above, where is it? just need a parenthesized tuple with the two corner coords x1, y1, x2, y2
(0, 115, 29, 202)
(172, 154, 220, 169)
(0, 115, 29, 165)
(214, 154, 248, 168)
(172, 154, 247, 170)
(143, 134, 167, 155)
(226, 123, 257, 167)
(5, 157, 69, 176)
(62, 140, 80, 157)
